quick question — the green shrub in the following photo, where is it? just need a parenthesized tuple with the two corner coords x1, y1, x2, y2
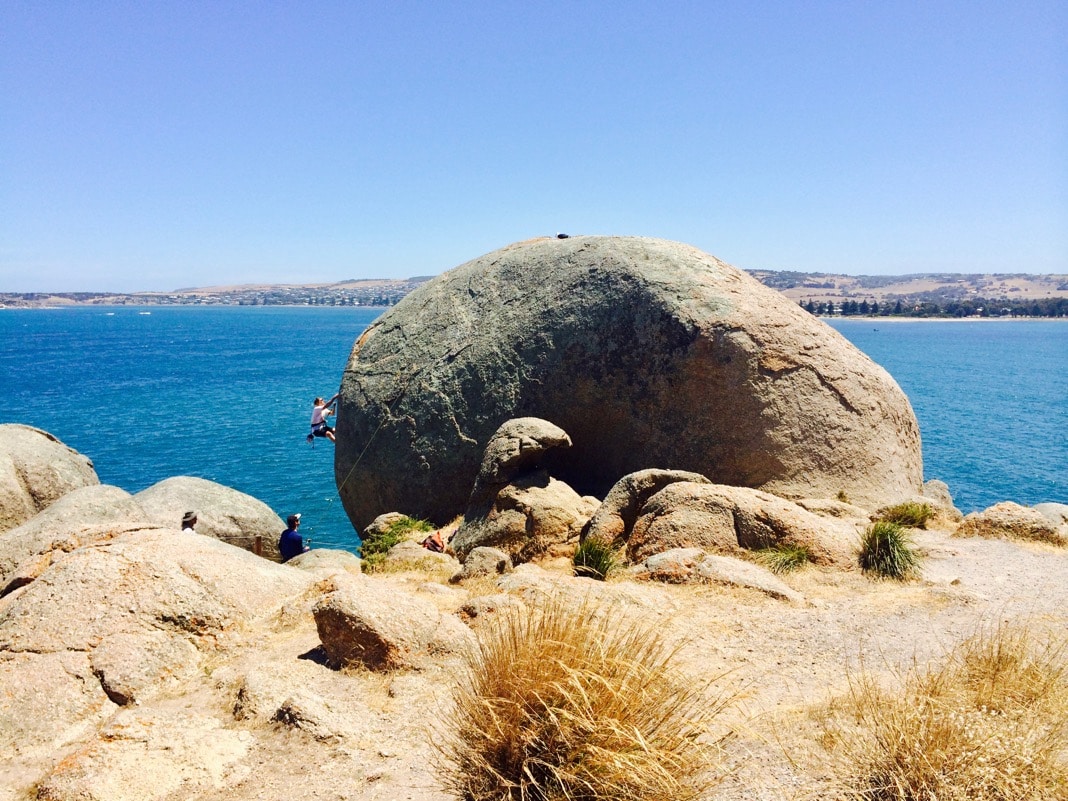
(572, 538, 621, 580)
(877, 501, 934, 529)
(437, 594, 732, 801)
(753, 543, 812, 574)
(359, 516, 433, 573)
(859, 521, 921, 579)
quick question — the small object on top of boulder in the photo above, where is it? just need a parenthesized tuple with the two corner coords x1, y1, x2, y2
(450, 418, 599, 563)
(0, 424, 99, 534)
(335, 236, 923, 531)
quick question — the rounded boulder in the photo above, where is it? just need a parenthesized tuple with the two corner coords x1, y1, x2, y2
(335, 236, 923, 530)
(135, 476, 286, 561)
(0, 424, 99, 533)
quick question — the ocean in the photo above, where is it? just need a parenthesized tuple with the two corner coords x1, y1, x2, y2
(1, 307, 1065, 553)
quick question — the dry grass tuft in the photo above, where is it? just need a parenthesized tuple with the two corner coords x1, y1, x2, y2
(436, 593, 734, 801)
(816, 620, 1068, 800)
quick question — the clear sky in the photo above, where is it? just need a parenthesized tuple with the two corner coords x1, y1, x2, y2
(2, 1, 1065, 292)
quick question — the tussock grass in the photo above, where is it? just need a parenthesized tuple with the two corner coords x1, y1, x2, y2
(877, 501, 934, 529)
(572, 538, 621, 580)
(816, 620, 1068, 800)
(437, 593, 733, 801)
(859, 522, 920, 580)
(359, 515, 434, 573)
(753, 543, 812, 574)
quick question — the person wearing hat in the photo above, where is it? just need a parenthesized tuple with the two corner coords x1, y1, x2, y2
(279, 513, 309, 562)
(181, 511, 197, 533)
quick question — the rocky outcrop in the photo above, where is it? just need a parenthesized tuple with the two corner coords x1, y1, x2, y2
(450, 419, 599, 562)
(335, 236, 923, 530)
(0, 483, 152, 593)
(624, 482, 860, 566)
(956, 502, 1066, 545)
(135, 476, 286, 561)
(0, 423, 99, 533)
(0, 529, 314, 780)
(630, 548, 804, 602)
(312, 575, 473, 670)
(286, 548, 363, 575)
(1033, 502, 1068, 529)
(582, 469, 713, 547)
(450, 546, 513, 583)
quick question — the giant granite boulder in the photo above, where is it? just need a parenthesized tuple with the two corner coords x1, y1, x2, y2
(335, 237, 923, 530)
(136, 476, 286, 561)
(0, 424, 99, 533)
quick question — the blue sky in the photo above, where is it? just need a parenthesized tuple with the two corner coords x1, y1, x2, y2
(2, 1, 1065, 292)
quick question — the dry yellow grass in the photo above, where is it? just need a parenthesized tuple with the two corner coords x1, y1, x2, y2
(436, 592, 735, 801)
(814, 620, 1068, 800)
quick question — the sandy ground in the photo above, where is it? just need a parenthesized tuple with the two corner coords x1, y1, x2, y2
(147, 526, 1068, 801)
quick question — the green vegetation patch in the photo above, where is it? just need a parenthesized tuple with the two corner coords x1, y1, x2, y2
(572, 538, 621, 581)
(877, 501, 934, 529)
(859, 521, 921, 580)
(359, 515, 434, 573)
(753, 543, 813, 574)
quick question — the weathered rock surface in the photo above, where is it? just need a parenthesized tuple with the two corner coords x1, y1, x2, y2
(0, 424, 99, 533)
(956, 501, 1066, 544)
(1033, 502, 1068, 528)
(362, 511, 410, 540)
(0, 483, 152, 592)
(582, 469, 713, 546)
(286, 548, 363, 575)
(381, 539, 461, 574)
(628, 482, 860, 566)
(458, 593, 528, 621)
(631, 548, 804, 602)
(794, 497, 872, 522)
(0, 529, 314, 786)
(451, 470, 599, 563)
(135, 476, 286, 561)
(450, 546, 513, 583)
(313, 575, 473, 670)
(335, 236, 923, 530)
(450, 418, 598, 562)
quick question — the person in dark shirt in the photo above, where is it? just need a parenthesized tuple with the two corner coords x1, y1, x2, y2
(279, 513, 309, 562)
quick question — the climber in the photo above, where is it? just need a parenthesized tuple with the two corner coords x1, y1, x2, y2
(308, 393, 339, 443)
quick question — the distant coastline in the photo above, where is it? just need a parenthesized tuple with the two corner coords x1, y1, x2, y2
(2, 268, 1066, 318)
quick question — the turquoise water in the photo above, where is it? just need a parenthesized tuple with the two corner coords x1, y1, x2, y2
(0, 306, 377, 551)
(1, 309, 1065, 553)
(829, 319, 1067, 513)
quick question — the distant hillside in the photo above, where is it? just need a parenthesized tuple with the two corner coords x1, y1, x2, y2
(2, 270, 1066, 316)
(749, 270, 1068, 318)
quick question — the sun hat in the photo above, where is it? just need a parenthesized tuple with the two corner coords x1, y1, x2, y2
(287, 513, 301, 527)
(181, 511, 197, 526)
